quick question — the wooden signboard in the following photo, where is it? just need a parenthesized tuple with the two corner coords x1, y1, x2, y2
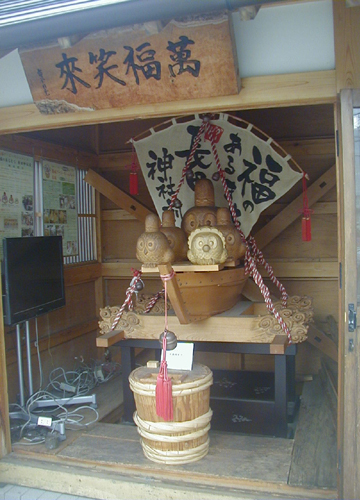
(20, 14, 240, 114)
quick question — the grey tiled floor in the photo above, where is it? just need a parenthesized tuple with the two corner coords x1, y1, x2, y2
(0, 484, 100, 500)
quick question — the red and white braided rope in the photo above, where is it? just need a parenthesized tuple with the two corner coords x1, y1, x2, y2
(110, 270, 143, 331)
(168, 120, 208, 211)
(144, 289, 165, 314)
(204, 121, 292, 343)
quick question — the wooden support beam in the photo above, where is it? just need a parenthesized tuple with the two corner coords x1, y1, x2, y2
(258, 259, 337, 279)
(307, 324, 338, 363)
(84, 169, 153, 222)
(101, 258, 338, 280)
(0, 71, 336, 135)
(102, 209, 137, 221)
(253, 165, 336, 250)
(96, 330, 125, 348)
(270, 335, 288, 355)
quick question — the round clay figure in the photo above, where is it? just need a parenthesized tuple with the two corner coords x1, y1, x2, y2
(187, 226, 228, 265)
(136, 213, 175, 267)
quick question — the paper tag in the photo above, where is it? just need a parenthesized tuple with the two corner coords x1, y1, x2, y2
(37, 416, 52, 427)
(166, 342, 194, 371)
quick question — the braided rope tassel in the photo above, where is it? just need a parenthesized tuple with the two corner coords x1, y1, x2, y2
(205, 122, 292, 343)
(110, 269, 143, 331)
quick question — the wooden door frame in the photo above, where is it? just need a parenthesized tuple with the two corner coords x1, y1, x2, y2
(337, 88, 360, 500)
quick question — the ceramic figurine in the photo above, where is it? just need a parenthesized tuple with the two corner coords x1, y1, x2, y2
(160, 210, 188, 262)
(216, 207, 247, 262)
(187, 226, 228, 265)
(136, 213, 175, 267)
(181, 178, 218, 236)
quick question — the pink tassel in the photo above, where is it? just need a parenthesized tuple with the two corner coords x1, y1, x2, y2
(155, 332, 173, 421)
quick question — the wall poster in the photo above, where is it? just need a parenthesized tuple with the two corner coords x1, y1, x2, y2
(42, 160, 78, 257)
(0, 149, 34, 258)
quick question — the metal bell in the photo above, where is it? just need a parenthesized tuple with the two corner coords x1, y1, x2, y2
(135, 280, 144, 291)
(159, 330, 178, 350)
(212, 171, 220, 181)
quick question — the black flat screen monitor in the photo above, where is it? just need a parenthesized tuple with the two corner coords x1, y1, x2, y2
(2, 236, 65, 326)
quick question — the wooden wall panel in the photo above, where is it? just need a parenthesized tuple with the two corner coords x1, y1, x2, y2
(37, 282, 97, 331)
(5, 330, 100, 403)
(264, 279, 338, 324)
(102, 220, 144, 260)
(262, 214, 338, 259)
(0, 134, 97, 169)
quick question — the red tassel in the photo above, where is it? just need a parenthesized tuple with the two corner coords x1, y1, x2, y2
(129, 141, 139, 195)
(129, 168, 138, 195)
(302, 216, 311, 241)
(155, 332, 173, 421)
(300, 172, 313, 242)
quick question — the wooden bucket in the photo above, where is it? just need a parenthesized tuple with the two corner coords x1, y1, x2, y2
(129, 363, 213, 464)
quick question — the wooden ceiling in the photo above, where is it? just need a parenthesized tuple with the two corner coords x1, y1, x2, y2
(20, 103, 335, 155)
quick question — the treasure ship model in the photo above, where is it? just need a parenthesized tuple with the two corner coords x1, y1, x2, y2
(98, 114, 314, 347)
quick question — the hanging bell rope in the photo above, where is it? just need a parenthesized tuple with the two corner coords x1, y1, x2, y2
(155, 270, 177, 421)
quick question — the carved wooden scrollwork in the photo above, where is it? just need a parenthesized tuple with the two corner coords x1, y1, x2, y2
(98, 293, 169, 335)
(254, 295, 313, 343)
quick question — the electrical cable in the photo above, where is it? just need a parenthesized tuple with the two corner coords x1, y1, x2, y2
(11, 356, 121, 443)
(35, 317, 43, 390)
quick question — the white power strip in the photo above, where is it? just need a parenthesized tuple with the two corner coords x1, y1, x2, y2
(60, 382, 76, 393)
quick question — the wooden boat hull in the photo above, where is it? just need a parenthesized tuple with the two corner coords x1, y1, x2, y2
(175, 266, 248, 319)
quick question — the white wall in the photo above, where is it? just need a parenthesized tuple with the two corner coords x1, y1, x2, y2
(232, 0, 335, 78)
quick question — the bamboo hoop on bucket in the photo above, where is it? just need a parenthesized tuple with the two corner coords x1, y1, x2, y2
(133, 409, 213, 440)
(141, 438, 210, 465)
